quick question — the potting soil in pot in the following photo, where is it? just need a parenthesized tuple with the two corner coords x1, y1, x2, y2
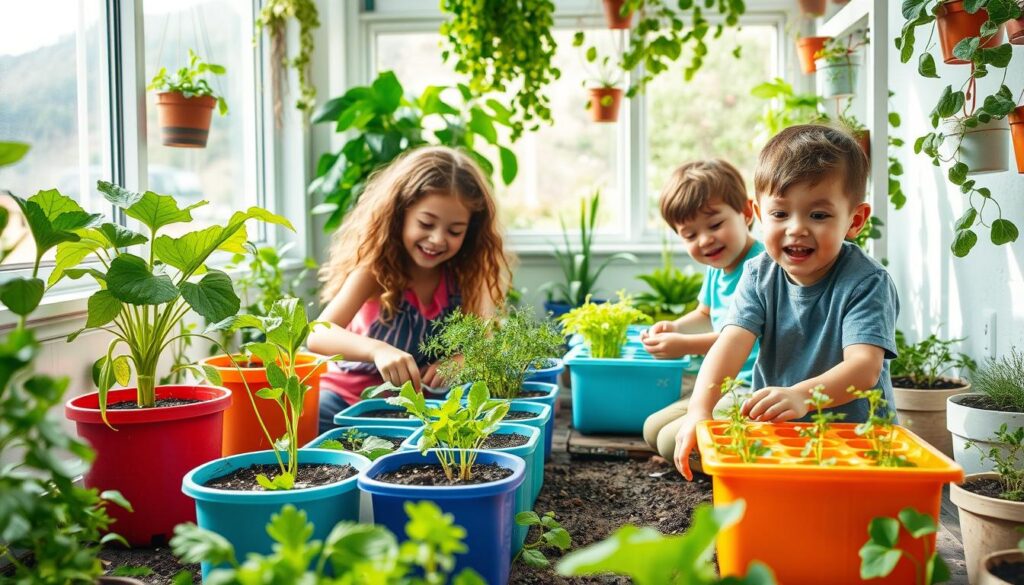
(503, 410, 538, 421)
(107, 397, 201, 409)
(990, 561, 1024, 584)
(516, 389, 551, 398)
(357, 409, 412, 419)
(204, 463, 357, 491)
(482, 433, 530, 449)
(375, 463, 513, 486)
(891, 377, 965, 390)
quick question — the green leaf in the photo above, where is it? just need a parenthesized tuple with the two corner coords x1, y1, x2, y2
(499, 146, 518, 185)
(927, 552, 951, 584)
(170, 522, 237, 567)
(897, 508, 937, 538)
(979, 43, 1013, 68)
(266, 362, 288, 390)
(521, 548, 549, 568)
(100, 489, 133, 511)
(954, 208, 977, 231)
(125, 191, 207, 234)
(179, 270, 240, 322)
(952, 36, 980, 62)
(868, 517, 900, 547)
(111, 355, 132, 386)
(85, 290, 123, 328)
(0, 278, 44, 316)
(106, 254, 179, 305)
(98, 223, 147, 247)
(859, 543, 903, 579)
(516, 511, 541, 526)
(544, 527, 572, 550)
(255, 387, 284, 400)
(918, 53, 939, 78)
(371, 71, 403, 113)
(97, 180, 144, 208)
(49, 232, 105, 286)
(991, 219, 1019, 245)
(951, 229, 978, 257)
(16, 191, 100, 256)
(267, 505, 314, 550)
(948, 163, 968, 185)
(0, 141, 30, 167)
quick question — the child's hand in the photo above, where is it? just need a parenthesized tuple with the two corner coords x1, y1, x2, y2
(673, 414, 701, 480)
(641, 331, 689, 359)
(741, 386, 810, 422)
(371, 345, 421, 390)
(642, 320, 678, 339)
(421, 361, 445, 389)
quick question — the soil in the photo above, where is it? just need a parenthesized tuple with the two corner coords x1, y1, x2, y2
(357, 409, 411, 419)
(955, 394, 1024, 413)
(962, 476, 1015, 500)
(375, 463, 514, 486)
(108, 398, 201, 409)
(482, 433, 530, 449)
(504, 411, 538, 420)
(516, 390, 551, 398)
(892, 376, 966, 390)
(204, 463, 357, 491)
(990, 560, 1024, 584)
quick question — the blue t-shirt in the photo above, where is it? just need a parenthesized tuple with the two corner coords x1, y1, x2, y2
(724, 242, 900, 422)
(698, 239, 764, 383)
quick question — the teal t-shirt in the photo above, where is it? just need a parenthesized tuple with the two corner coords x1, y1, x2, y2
(698, 239, 764, 383)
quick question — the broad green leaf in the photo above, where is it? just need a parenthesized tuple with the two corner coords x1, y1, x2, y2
(544, 527, 572, 550)
(97, 180, 144, 209)
(50, 231, 106, 285)
(125, 191, 207, 234)
(868, 516, 900, 547)
(978, 43, 1013, 68)
(266, 362, 288, 390)
(98, 223, 147, 247)
(371, 70, 403, 113)
(85, 290, 123, 328)
(521, 548, 549, 568)
(106, 254, 179, 305)
(231, 207, 295, 231)
(516, 511, 541, 526)
(179, 270, 240, 322)
(952, 36, 980, 62)
(918, 53, 938, 78)
(169, 522, 237, 567)
(245, 342, 279, 367)
(111, 355, 131, 386)
(200, 364, 222, 387)
(859, 543, 902, 578)
(16, 192, 99, 256)
(100, 489, 132, 511)
(954, 208, 977, 231)
(991, 219, 1019, 245)
(0, 277, 44, 316)
(266, 505, 314, 551)
(927, 552, 951, 584)
(897, 508, 937, 538)
(0, 141, 29, 167)
(255, 387, 284, 400)
(951, 229, 978, 257)
(499, 146, 518, 185)
(948, 163, 968, 185)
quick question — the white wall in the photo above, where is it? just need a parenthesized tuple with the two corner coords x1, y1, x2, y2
(885, 2, 1024, 361)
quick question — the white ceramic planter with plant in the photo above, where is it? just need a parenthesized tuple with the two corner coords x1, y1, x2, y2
(979, 549, 1024, 585)
(941, 116, 1011, 174)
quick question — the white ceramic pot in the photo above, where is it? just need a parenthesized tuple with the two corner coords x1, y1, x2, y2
(950, 473, 1024, 585)
(815, 54, 859, 98)
(979, 549, 1024, 585)
(893, 379, 970, 458)
(947, 393, 1024, 474)
(941, 117, 1010, 174)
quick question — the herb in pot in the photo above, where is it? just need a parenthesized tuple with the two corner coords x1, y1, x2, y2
(891, 329, 976, 388)
(318, 428, 398, 462)
(970, 346, 1024, 412)
(559, 293, 652, 359)
(966, 423, 1024, 501)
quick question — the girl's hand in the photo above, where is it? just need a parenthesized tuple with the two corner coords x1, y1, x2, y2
(421, 361, 445, 389)
(371, 345, 421, 390)
(641, 332, 689, 359)
(741, 386, 809, 422)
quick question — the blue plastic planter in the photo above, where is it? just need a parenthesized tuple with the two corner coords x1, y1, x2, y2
(543, 300, 574, 320)
(525, 358, 564, 386)
(359, 450, 525, 585)
(182, 449, 369, 578)
(564, 342, 686, 434)
(504, 401, 553, 462)
(513, 381, 558, 417)
(305, 424, 419, 451)
(333, 398, 423, 428)
(402, 423, 541, 554)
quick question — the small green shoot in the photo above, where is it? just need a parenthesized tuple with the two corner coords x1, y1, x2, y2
(148, 49, 229, 115)
(559, 292, 652, 359)
(719, 378, 771, 463)
(966, 423, 1024, 502)
(797, 386, 845, 466)
(859, 507, 949, 585)
(318, 428, 396, 461)
(514, 511, 572, 568)
(851, 388, 915, 468)
(892, 330, 975, 388)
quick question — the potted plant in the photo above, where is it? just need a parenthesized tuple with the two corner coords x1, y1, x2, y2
(181, 298, 367, 578)
(171, 501, 484, 583)
(889, 330, 975, 458)
(359, 382, 525, 585)
(1006, 0, 1024, 43)
(940, 113, 1012, 174)
(1011, 93, 1024, 173)
(574, 31, 626, 123)
(799, 0, 828, 17)
(560, 293, 651, 359)
(838, 105, 871, 158)
(979, 540, 1024, 585)
(796, 34, 832, 74)
(633, 240, 703, 322)
(750, 78, 826, 143)
(255, 0, 320, 122)
(59, 181, 291, 545)
(936, 1, 1006, 64)
(814, 30, 868, 99)
(307, 425, 412, 460)
(539, 192, 637, 317)
(948, 347, 1024, 474)
(602, 0, 633, 29)
(950, 424, 1024, 584)
(147, 49, 228, 148)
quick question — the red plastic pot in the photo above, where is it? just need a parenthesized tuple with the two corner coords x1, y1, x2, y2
(65, 385, 231, 546)
(937, 1, 1004, 64)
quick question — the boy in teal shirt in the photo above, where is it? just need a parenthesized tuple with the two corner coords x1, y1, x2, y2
(640, 159, 763, 461)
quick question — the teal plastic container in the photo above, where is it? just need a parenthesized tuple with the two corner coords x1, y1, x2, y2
(402, 423, 541, 554)
(513, 381, 558, 423)
(503, 401, 552, 462)
(568, 323, 649, 347)
(182, 449, 368, 579)
(305, 424, 419, 451)
(564, 342, 686, 434)
(333, 398, 423, 428)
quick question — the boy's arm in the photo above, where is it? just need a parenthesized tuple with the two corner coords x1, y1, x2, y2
(642, 304, 715, 358)
(673, 303, 713, 333)
(742, 344, 885, 422)
(674, 325, 756, 479)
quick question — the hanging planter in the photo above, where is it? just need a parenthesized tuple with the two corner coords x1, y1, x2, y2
(588, 87, 623, 122)
(1006, 12, 1024, 44)
(1010, 105, 1024, 173)
(936, 1, 1004, 65)
(941, 117, 1011, 175)
(795, 36, 831, 74)
(147, 49, 229, 148)
(815, 54, 860, 98)
(602, 0, 632, 29)
(798, 0, 827, 17)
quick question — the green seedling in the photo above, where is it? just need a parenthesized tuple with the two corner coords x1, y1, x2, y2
(719, 378, 771, 463)
(318, 428, 396, 462)
(514, 511, 572, 568)
(966, 423, 1024, 502)
(557, 500, 775, 584)
(851, 388, 915, 468)
(171, 501, 484, 584)
(559, 292, 652, 359)
(860, 507, 949, 585)
(892, 330, 975, 388)
(147, 49, 229, 115)
(388, 381, 508, 482)
(797, 386, 845, 466)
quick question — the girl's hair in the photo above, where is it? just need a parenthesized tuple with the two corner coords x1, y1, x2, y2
(320, 146, 510, 320)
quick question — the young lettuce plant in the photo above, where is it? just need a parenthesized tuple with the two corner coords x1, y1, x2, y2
(514, 511, 571, 568)
(851, 388, 915, 468)
(421, 305, 564, 399)
(797, 386, 845, 466)
(859, 507, 950, 585)
(318, 428, 397, 461)
(171, 501, 485, 584)
(200, 297, 340, 490)
(50, 181, 292, 422)
(387, 381, 508, 481)
(556, 500, 775, 584)
(559, 293, 652, 359)
(966, 423, 1024, 501)
(719, 378, 772, 463)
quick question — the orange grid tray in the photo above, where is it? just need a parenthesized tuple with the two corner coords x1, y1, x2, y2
(697, 421, 964, 584)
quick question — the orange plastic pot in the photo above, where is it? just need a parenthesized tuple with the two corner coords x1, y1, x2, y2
(937, 1, 1004, 64)
(202, 353, 326, 456)
(588, 87, 623, 123)
(796, 36, 831, 74)
(798, 0, 827, 16)
(1010, 106, 1024, 174)
(155, 91, 216, 148)
(602, 0, 633, 29)
(1006, 16, 1024, 45)
(697, 421, 963, 584)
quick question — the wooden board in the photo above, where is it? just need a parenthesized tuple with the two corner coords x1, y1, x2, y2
(566, 429, 654, 459)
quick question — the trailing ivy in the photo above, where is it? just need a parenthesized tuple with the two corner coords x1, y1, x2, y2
(256, 0, 320, 121)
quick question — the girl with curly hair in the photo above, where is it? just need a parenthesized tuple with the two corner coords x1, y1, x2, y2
(309, 146, 511, 431)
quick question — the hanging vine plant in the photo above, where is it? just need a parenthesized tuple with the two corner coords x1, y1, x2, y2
(439, 0, 560, 140)
(255, 0, 320, 124)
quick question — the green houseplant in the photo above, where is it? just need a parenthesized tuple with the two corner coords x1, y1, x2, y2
(814, 30, 869, 100)
(573, 30, 626, 123)
(439, 0, 559, 140)
(633, 241, 703, 321)
(226, 241, 316, 346)
(147, 49, 228, 148)
(308, 71, 518, 231)
(559, 293, 651, 359)
(59, 180, 292, 545)
(255, 0, 320, 121)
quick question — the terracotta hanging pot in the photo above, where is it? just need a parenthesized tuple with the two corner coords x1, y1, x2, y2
(798, 0, 827, 17)
(936, 1, 1004, 65)
(1009, 105, 1024, 174)
(1005, 15, 1024, 44)
(796, 36, 831, 74)
(588, 87, 623, 123)
(602, 0, 633, 29)
(155, 91, 216, 148)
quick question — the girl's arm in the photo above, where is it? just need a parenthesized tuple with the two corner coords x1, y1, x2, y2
(308, 268, 422, 388)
